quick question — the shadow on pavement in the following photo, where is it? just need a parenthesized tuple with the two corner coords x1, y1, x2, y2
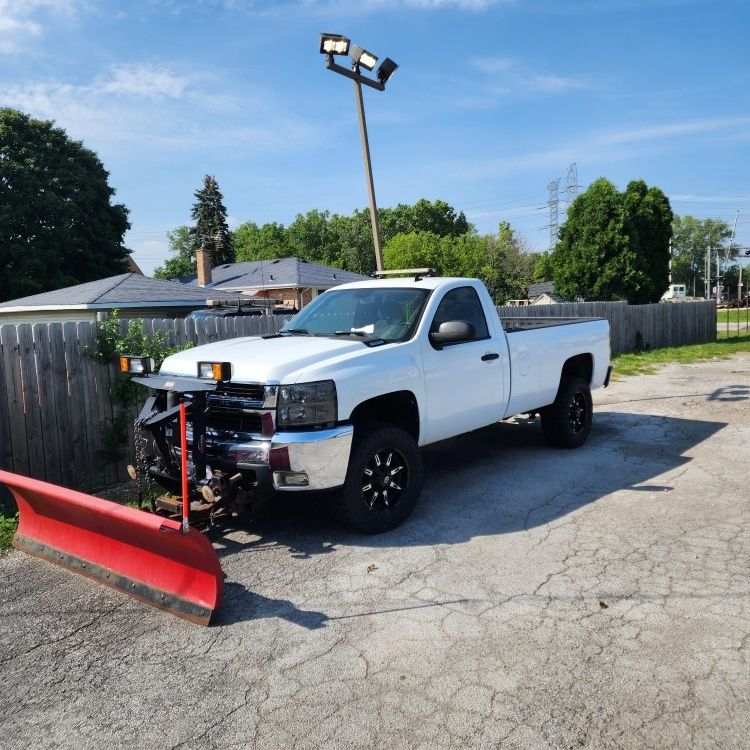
(210, 411, 726, 558)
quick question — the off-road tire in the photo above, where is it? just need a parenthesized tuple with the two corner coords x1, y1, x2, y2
(333, 422, 423, 534)
(540, 376, 593, 449)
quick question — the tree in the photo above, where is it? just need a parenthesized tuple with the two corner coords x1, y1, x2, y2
(533, 252, 555, 282)
(287, 210, 338, 266)
(191, 175, 234, 266)
(0, 108, 130, 302)
(550, 178, 673, 303)
(622, 180, 673, 304)
(672, 215, 731, 297)
(380, 199, 471, 240)
(483, 222, 537, 303)
(153, 226, 194, 280)
(234, 221, 290, 262)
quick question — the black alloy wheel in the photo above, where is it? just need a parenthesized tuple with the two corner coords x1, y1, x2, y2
(540, 376, 593, 449)
(361, 447, 409, 512)
(568, 391, 588, 434)
(334, 422, 423, 534)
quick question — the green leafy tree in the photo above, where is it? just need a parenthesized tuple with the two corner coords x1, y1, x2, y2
(191, 175, 234, 266)
(0, 108, 130, 302)
(551, 178, 673, 303)
(672, 215, 731, 297)
(153, 226, 194, 280)
(383, 231, 444, 271)
(381, 199, 471, 240)
(484, 222, 537, 303)
(233, 221, 291, 261)
(622, 180, 673, 303)
(287, 209, 339, 266)
(533, 252, 555, 282)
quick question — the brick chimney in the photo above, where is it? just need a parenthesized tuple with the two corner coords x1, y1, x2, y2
(196, 244, 212, 287)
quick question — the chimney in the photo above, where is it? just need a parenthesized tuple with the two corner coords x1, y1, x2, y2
(196, 244, 212, 287)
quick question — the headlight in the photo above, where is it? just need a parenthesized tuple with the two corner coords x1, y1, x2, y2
(119, 356, 154, 375)
(198, 361, 231, 380)
(277, 380, 337, 428)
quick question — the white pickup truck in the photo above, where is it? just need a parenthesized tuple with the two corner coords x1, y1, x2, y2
(131, 276, 612, 533)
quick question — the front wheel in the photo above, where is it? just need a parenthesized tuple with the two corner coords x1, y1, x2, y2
(333, 422, 423, 534)
(540, 376, 593, 449)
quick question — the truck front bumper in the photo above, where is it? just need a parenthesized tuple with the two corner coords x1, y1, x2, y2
(210, 425, 354, 492)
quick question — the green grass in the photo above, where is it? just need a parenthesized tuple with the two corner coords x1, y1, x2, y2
(717, 308, 750, 325)
(612, 334, 750, 378)
(0, 510, 18, 553)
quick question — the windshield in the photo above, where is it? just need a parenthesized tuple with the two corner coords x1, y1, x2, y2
(283, 287, 430, 342)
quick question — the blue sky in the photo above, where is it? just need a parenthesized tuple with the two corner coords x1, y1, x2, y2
(2, 0, 749, 275)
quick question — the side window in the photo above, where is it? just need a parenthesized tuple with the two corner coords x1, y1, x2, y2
(430, 286, 489, 341)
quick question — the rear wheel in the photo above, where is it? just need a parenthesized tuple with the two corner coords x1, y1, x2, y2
(333, 422, 423, 534)
(541, 376, 592, 448)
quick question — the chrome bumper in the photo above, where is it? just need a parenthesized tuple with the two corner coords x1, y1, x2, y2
(214, 425, 354, 492)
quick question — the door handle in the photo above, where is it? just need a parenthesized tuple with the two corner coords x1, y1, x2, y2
(481, 353, 500, 361)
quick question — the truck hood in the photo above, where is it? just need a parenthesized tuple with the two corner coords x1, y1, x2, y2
(159, 335, 370, 384)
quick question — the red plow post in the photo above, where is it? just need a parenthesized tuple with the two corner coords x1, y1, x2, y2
(1, 469, 224, 625)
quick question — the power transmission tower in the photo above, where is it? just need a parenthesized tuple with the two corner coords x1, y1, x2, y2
(562, 162, 579, 205)
(547, 178, 560, 250)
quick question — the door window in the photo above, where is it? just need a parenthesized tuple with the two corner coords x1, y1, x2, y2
(430, 286, 489, 342)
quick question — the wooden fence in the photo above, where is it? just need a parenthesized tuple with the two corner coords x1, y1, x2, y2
(0, 300, 716, 490)
(497, 300, 716, 355)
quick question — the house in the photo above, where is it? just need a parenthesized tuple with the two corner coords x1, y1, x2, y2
(527, 281, 565, 305)
(0, 273, 227, 325)
(186, 251, 369, 309)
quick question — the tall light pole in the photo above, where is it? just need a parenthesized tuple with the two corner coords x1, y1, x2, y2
(319, 33, 398, 273)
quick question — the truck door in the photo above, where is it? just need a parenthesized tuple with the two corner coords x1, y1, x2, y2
(420, 285, 506, 444)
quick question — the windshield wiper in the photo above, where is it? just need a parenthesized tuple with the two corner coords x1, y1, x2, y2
(283, 328, 310, 335)
(334, 330, 366, 337)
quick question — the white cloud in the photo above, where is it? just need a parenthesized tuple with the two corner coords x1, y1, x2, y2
(450, 115, 750, 182)
(96, 64, 191, 100)
(599, 116, 750, 145)
(530, 74, 586, 93)
(1, 62, 320, 156)
(467, 56, 589, 100)
(0, 0, 82, 54)
(470, 57, 516, 74)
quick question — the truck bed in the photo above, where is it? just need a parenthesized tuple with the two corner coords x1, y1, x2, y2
(500, 317, 603, 333)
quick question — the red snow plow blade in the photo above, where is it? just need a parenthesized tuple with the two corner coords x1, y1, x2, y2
(1, 470, 223, 625)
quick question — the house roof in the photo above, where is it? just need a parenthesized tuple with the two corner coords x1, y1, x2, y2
(527, 281, 556, 299)
(0, 273, 225, 312)
(181, 257, 369, 291)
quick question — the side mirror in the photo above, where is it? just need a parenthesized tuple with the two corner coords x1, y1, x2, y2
(429, 320, 475, 349)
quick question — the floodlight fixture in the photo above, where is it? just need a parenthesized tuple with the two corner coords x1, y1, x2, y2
(376, 58, 398, 85)
(350, 44, 378, 71)
(319, 33, 399, 273)
(319, 32, 350, 56)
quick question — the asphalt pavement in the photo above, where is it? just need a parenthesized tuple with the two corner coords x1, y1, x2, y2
(1, 354, 749, 749)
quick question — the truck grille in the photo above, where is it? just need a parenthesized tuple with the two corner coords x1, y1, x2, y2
(205, 411, 263, 435)
(205, 382, 267, 435)
(213, 383, 265, 403)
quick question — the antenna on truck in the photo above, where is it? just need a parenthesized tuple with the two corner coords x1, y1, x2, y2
(371, 268, 437, 281)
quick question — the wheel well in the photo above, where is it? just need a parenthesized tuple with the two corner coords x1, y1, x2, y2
(562, 353, 593, 384)
(349, 391, 420, 441)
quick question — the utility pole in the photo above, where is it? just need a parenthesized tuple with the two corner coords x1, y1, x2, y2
(705, 248, 710, 300)
(352, 77, 383, 272)
(716, 246, 722, 303)
(668, 238, 672, 285)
